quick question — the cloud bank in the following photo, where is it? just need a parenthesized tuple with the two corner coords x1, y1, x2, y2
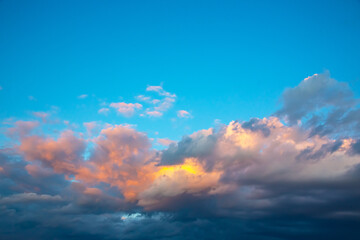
(1, 73, 360, 239)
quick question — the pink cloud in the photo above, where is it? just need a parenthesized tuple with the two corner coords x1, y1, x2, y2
(177, 110, 192, 118)
(18, 130, 87, 175)
(6, 120, 40, 138)
(146, 111, 163, 117)
(32, 112, 50, 122)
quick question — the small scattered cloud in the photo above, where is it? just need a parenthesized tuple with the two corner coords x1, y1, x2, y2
(157, 138, 176, 146)
(28, 96, 36, 101)
(146, 85, 176, 98)
(78, 94, 88, 99)
(177, 110, 192, 118)
(32, 112, 50, 122)
(110, 102, 142, 117)
(136, 95, 151, 102)
(146, 111, 163, 117)
(100, 85, 185, 119)
(98, 108, 110, 115)
(136, 95, 161, 104)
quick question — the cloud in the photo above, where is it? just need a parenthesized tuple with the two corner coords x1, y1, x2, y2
(110, 102, 142, 117)
(276, 72, 354, 123)
(157, 138, 176, 146)
(146, 111, 163, 117)
(6, 120, 40, 138)
(0, 193, 62, 204)
(177, 110, 192, 118)
(2, 72, 360, 239)
(98, 107, 109, 115)
(32, 111, 50, 123)
(28, 95, 36, 101)
(78, 94, 88, 99)
(142, 86, 177, 117)
(146, 85, 176, 98)
(275, 72, 360, 137)
(154, 97, 175, 112)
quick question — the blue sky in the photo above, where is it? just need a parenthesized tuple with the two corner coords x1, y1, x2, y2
(1, 0, 360, 144)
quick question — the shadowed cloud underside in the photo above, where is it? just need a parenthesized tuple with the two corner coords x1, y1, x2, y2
(1, 73, 360, 239)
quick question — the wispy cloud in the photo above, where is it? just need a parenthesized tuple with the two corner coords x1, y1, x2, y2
(98, 107, 110, 115)
(146, 85, 176, 98)
(78, 94, 88, 99)
(177, 110, 192, 118)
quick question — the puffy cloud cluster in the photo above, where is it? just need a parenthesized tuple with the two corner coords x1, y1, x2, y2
(1, 73, 360, 239)
(110, 102, 143, 117)
(102, 85, 187, 118)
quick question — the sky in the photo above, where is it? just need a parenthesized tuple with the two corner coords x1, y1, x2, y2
(1, 0, 360, 239)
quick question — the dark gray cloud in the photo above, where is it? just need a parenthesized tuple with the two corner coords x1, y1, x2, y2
(242, 118, 272, 137)
(275, 72, 360, 138)
(160, 132, 217, 166)
(276, 72, 355, 124)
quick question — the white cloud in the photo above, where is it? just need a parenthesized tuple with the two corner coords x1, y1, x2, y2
(110, 102, 142, 117)
(146, 85, 176, 98)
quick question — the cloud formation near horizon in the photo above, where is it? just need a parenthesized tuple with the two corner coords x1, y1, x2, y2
(1, 73, 360, 239)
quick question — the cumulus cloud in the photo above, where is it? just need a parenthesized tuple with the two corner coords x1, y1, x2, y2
(1, 72, 360, 239)
(110, 102, 143, 117)
(102, 85, 180, 118)
(143, 86, 177, 117)
(276, 72, 359, 137)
